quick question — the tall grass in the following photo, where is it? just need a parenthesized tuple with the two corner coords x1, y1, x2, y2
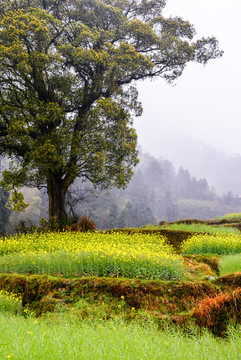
(219, 254, 241, 276)
(0, 232, 184, 280)
(217, 212, 241, 221)
(0, 249, 183, 280)
(157, 223, 240, 235)
(0, 290, 22, 315)
(181, 233, 241, 255)
(0, 314, 241, 359)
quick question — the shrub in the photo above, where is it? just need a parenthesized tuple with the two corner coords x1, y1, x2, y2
(64, 222, 82, 232)
(78, 215, 96, 232)
(191, 289, 241, 336)
(15, 218, 38, 234)
(18, 216, 93, 233)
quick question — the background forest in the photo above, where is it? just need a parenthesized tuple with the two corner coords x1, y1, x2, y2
(2, 150, 241, 233)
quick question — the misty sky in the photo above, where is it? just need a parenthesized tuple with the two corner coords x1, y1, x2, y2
(134, 0, 241, 169)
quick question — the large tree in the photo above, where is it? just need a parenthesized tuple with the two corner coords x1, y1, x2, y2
(0, 0, 222, 221)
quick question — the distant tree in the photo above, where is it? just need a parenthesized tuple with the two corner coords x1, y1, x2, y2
(222, 191, 241, 206)
(162, 191, 178, 221)
(0, 0, 223, 222)
(161, 160, 177, 195)
(105, 203, 119, 229)
(133, 203, 156, 227)
(178, 166, 191, 198)
(7, 188, 42, 232)
(0, 186, 10, 233)
(117, 201, 133, 228)
(194, 178, 212, 200)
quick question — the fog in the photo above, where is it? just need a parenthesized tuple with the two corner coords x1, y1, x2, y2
(134, 0, 241, 194)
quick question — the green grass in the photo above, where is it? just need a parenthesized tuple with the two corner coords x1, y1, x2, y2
(0, 313, 241, 359)
(219, 254, 241, 276)
(146, 223, 240, 235)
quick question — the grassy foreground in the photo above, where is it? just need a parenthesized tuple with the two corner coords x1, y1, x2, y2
(1, 312, 241, 360)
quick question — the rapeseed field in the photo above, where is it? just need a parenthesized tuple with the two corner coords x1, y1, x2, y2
(0, 232, 184, 280)
(181, 233, 241, 255)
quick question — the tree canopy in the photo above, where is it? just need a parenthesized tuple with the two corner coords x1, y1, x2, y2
(0, 0, 223, 221)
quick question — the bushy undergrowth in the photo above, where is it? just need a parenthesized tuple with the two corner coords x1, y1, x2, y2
(0, 273, 219, 319)
(192, 289, 241, 336)
(15, 215, 97, 234)
(0, 232, 184, 280)
(181, 233, 241, 255)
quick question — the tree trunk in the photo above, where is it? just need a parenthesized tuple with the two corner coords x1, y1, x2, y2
(47, 180, 68, 222)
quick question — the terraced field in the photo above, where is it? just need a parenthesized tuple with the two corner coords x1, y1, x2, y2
(1, 222, 241, 358)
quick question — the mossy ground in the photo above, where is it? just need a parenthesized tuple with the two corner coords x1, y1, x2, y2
(0, 270, 221, 325)
(0, 264, 239, 337)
